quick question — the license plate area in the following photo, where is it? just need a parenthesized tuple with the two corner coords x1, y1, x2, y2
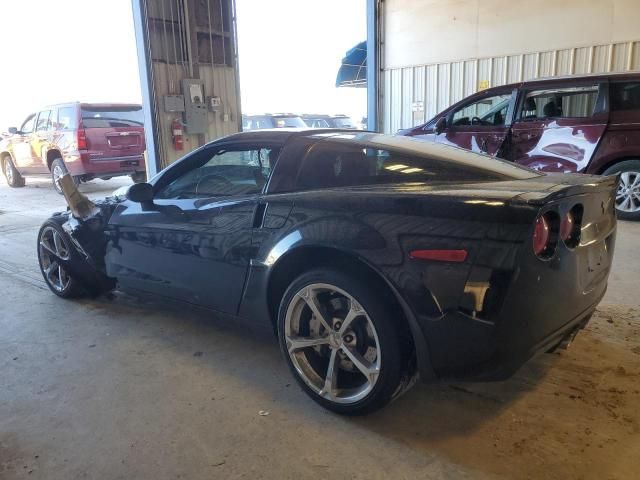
(120, 160, 139, 168)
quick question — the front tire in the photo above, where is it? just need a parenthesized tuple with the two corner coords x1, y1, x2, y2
(604, 160, 640, 221)
(277, 268, 404, 415)
(2, 155, 25, 187)
(37, 219, 85, 298)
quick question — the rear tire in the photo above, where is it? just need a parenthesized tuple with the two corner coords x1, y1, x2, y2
(604, 160, 640, 221)
(277, 268, 405, 415)
(51, 158, 78, 194)
(2, 155, 25, 187)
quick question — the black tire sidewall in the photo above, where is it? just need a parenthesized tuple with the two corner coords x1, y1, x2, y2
(604, 160, 640, 221)
(277, 268, 403, 415)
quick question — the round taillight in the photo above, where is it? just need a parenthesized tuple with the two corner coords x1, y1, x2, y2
(560, 211, 574, 241)
(533, 215, 550, 256)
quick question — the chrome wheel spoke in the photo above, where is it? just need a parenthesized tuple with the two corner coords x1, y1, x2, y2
(39, 240, 57, 256)
(52, 231, 64, 255)
(320, 347, 339, 400)
(341, 345, 379, 384)
(286, 335, 330, 353)
(297, 286, 333, 332)
(338, 298, 363, 335)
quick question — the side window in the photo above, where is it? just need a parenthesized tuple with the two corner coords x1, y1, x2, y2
(611, 82, 640, 112)
(451, 94, 511, 126)
(35, 111, 51, 131)
(156, 146, 280, 199)
(295, 143, 500, 190)
(518, 85, 599, 120)
(56, 107, 77, 130)
(20, 115, 36, 134)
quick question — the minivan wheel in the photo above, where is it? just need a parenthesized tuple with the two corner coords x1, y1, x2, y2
(604, 160, 640, 220)
(2, 155, 25, 187)
(277, 268, 404, 415)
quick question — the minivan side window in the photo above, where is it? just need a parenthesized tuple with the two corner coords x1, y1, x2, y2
(611, 82, 640, 112)
(518, 85, 599, 120)
(451, 94, 511, 127)
(56, 107, 78, 130)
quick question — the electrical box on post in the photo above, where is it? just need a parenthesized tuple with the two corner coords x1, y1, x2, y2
(181, 78, 208, 134)
(163, 95, 185, 113)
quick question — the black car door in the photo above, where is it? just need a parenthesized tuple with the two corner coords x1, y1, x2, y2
(105, 143, 280, 315)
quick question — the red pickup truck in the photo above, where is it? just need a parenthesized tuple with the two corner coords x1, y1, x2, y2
(1, 102, 146, 193)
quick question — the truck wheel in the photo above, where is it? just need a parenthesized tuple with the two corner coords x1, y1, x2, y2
(130, 171, 147, 183)
(51, 158, 78, 195)
(2, 155, 25, 187)
(604, 160, 640, 221)
(277, 268, 405, 415)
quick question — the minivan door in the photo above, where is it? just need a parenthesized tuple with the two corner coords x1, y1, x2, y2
(508, 82, 607, 172)
(438, 89, 515, 156)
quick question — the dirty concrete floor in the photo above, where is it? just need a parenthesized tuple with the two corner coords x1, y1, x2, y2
(1, 177, 639, 480)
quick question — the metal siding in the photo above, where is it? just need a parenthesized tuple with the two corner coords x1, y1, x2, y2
(383, 40, 640, 133)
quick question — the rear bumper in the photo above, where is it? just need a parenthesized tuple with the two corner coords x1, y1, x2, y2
(417, 287, 603, 382)
(66, 153, 145, 177)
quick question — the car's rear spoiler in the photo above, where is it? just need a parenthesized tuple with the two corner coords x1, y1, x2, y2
(514, 174, 619, 206)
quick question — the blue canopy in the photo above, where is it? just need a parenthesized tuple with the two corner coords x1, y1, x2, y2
(336, 41, 367, 88)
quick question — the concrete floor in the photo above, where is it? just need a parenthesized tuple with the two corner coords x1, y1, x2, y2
(1, 176, 639, 480)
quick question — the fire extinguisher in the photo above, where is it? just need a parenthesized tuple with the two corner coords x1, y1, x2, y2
(172, 118, 184, 151)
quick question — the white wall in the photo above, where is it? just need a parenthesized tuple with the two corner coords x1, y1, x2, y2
(384, 0, 640, 69)
(382, 0, 640, 133)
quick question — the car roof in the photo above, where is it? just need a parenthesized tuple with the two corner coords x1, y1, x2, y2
(479, 70, 640, 95)
(212, 129, 539, 179)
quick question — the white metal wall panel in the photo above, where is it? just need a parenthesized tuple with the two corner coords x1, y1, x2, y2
(383, 40, 640, 133)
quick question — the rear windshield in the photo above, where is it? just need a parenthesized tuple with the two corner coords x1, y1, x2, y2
(295, 135, 540, 190)
(81, 106, 144, 128)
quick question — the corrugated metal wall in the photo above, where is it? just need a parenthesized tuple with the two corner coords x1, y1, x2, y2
(142, 0, 241, 168)
(383, 40, 640, 133)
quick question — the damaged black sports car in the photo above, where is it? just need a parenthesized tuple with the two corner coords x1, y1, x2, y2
(37, 130, 617, 415)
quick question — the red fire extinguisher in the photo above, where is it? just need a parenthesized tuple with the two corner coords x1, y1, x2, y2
(172, 118, 184, 151)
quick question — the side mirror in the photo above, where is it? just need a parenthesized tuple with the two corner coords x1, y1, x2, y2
(8, 127, 18, 134)
(126, 182, 154, 207)
(434, 117, 446, 134)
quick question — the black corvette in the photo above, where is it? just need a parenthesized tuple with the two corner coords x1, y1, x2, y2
(37, 130, 617, 415)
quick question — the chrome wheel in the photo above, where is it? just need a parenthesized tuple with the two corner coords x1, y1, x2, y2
(284, 283, 381, 404)
(4, 159, 14, 184)
(38, 226, 71, 292)
(52, 163, 65, 191)
(616, 171, 640, 213)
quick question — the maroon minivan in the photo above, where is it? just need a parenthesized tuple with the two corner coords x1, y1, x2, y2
(400, 73, 640, 219)
(1, 102, 146, 193)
